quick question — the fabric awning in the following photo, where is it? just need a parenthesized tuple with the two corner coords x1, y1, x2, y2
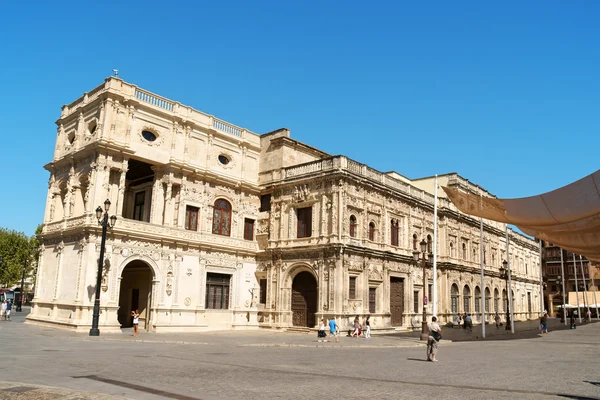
(442, 169, 600, 262)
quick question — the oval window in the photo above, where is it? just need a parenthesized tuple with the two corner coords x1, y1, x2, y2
(218, 155, 230, 165)
(142, 130, 157, 142)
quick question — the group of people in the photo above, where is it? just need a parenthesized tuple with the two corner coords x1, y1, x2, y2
(455, 313, 473, 331)
(317, 315, 372, 342)
(1, 299, 13, 320)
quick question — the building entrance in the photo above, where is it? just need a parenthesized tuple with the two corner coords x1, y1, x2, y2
(390, 277, 405, 326)
(291, 272, 317, 327)
(118, 260, 153, 330)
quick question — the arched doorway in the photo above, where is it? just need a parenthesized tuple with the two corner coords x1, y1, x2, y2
(118, 260, 153, 330)
(291, 271, 317, 327)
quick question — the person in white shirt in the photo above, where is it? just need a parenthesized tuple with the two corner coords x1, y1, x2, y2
(427, 316, 442, 362)
(1, 300, 6, 321)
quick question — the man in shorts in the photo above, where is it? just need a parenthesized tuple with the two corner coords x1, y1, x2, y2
(328, 317, 339, 342)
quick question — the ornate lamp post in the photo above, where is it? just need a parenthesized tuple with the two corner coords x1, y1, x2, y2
(89, 199, 117, 337)
(413, 239, 434, 341)
(500, 260, 511, 330)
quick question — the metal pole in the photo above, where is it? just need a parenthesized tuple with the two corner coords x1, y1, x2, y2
(589, 259, 599, 321)
(560, 249, 567, 325)
(420, 254, 429, 341)
(480, 218, 485, 338)
(16, 261, 26, 312)
(572, 253, 582, 324)
(89, 212, 108, 336)
(506, 226, 514, 333)
(539, 240, 544, 317)
(579, 255, 589, 321)
(432, 175, 438, 319)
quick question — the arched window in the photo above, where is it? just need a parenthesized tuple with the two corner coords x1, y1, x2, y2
(450, 284, 459, 316)
(485, 287, 491, 312)
(462, 243, 467, 260)
(413, 233, 418, 250)
(391, 220, 399, 246)
(475, 286, 481, 314)
(502, 289, 507, 312)
(450, 242, 454, 258)
(349, 215, 357, 238)
(368, 222, 375, 241)
(463, 285, 471, 313)
(494, 288, 499, 313)
(427, 234, 432, 253)
(212, 199, 232, 236)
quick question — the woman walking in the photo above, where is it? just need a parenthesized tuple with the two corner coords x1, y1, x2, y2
(132, 309, 140, 337)
(318, 318, 328, 342)
(365, 316, 371, 339)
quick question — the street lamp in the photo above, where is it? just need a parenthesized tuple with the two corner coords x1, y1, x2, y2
(557, 275, 565, 323)
(413, 239, 434, 341)
(500, 260, 511, 330)
(89, 199, 117, 337)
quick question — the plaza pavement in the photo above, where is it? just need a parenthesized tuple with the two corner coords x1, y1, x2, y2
(0, 308, 599, 399)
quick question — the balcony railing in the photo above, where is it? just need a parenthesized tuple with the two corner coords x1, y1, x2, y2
(134, 89, 174, 112)
(212, 119, 242, 137)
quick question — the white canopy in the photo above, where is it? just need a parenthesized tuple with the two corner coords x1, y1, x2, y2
(442, 169, 600, 262)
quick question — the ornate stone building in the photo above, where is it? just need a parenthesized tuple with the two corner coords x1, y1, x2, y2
(29, 77, 542, 333)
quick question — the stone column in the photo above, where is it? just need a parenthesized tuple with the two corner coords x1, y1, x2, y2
(115, 159, 128, 217)
(164, 181, 173, 226)
(150, 171, 165, 225)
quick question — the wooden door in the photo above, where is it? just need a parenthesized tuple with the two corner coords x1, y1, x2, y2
(291, 272, 317, 327)
(390, 277, 404, 326)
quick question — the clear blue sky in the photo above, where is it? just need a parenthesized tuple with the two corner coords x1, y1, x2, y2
(1, 1, 598, 236)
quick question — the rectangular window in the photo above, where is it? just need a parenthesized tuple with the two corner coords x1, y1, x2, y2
(133, 191, 145, 221)
(428, 284, 433, 302)
(259, 279, 267, 304)
(185, 206, 199, 231)
(414, 291, 419, 313)
(297, 207, 312, 238)
(391, 221, 399, 246)
(244, 218, 255, 240)
(349, 277, 356, 299)
(205, 273, 230, 310)
(260, 194, 271, 212)
(369, 288, 376, 313)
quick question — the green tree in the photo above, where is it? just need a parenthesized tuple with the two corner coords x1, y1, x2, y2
(0, 227, 37, 288)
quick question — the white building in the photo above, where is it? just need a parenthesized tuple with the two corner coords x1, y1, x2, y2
(28, 77, 542, 333)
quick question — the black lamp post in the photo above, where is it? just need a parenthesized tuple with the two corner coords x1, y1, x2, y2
(16, 260, 26, 312)
(413, 239, 434, 341)
(500, 260, 511, 330)
(89, 199, 117, 337)
(557, 275, 565, 323)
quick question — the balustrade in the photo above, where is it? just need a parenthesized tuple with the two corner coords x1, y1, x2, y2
(134, 89, 174, 111)
(212, 119, 242, 137)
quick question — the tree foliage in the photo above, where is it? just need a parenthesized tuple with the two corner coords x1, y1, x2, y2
(0, 226, 39, 288)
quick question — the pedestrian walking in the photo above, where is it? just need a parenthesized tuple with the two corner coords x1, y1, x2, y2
(329, 317, 339, 342)
(540, 311, 548, 334)
(494, 312, 501, 329)
(1, 300, 6, 321)
(364, 315, 371, 339)
(569, 312, 577, 329)
(132, 309, 140, 337)
(465, 313, 473, 333)
(586, 309, 592, 322)
(456, 314, 462, 328)
(351, 315, 361, 337)
(427, 316, 442, 362)
(318, 318, 328, 342)
(5, 300, 12, 321)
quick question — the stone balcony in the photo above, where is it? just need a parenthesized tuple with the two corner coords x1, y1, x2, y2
(43, 214, 258, 254)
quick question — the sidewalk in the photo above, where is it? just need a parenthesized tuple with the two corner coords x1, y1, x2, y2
(0, 382, 129, 400)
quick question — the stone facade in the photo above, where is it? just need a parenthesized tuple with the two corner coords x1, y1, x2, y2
(29, 77, 542, 333)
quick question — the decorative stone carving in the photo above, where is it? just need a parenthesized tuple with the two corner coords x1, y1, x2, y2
(184, 297, 191, 306)
(166, 267, 174, 296)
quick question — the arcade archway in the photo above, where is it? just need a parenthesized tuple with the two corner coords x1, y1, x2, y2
(291, 271, 318, 327)
(118, 260, 153, 330)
